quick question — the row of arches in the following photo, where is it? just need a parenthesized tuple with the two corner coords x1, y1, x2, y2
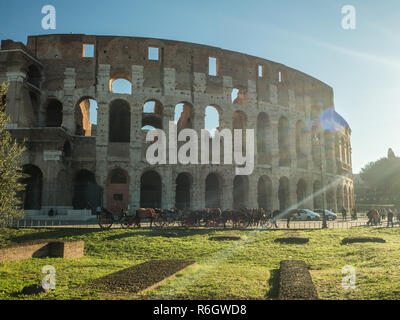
(20, 164, 354, 213)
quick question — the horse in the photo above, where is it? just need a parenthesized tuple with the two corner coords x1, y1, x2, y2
(135, 208, 157, 227)
(367, 209, 380, 226)
(220, 208, 249, 229)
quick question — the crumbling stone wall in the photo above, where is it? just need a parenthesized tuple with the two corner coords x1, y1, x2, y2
(0, 34, 354, 213)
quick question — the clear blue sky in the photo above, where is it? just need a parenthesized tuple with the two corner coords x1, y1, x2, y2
(1, 0, 399, 173)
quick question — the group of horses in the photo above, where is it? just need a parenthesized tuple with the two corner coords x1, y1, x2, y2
(99, 207, 273, 229)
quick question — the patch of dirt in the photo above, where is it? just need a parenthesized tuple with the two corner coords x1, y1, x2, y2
(279, 260, 318, 300)
(341, 237, 386, 245)
(88, 260, 196, 294)
(275, 237, 309, 244)
(209, 235, 242, 241)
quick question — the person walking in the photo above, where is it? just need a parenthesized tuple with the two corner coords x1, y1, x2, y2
(352, 207, 357, 220)
(387, 209, 394, 227)
(341, 207, 347, 221)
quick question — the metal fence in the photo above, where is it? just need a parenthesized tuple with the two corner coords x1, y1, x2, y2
(6, 216, 400, 230)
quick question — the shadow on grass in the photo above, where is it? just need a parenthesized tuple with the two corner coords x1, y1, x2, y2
(7, 228, 103, 244)
(265, 269, 280, 299)
(105, 228, 216, 241)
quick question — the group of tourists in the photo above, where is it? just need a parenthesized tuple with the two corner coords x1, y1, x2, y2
(366, 207, 399, 227)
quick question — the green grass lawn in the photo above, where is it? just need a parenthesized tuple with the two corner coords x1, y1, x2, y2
(0, 226, 400, 300)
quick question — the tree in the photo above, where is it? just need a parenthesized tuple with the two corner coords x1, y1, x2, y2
(359, 152, 400, 204)
(0, 82, 26, 227)
(388, 148, 396, 160)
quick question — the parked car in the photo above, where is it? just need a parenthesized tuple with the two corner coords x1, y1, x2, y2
(314, 209, 337, 220)
(289, 209, 321, 221)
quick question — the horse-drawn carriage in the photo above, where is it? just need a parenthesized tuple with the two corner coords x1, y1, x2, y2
(98, 206, 274, 230)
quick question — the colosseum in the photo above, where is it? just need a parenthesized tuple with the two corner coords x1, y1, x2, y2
(0, 34, 354, 219)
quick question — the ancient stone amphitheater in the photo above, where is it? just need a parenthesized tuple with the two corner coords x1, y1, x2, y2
(0, 34, 354, 218)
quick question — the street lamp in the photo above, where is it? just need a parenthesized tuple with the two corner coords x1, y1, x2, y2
(312, 132, 328, 229)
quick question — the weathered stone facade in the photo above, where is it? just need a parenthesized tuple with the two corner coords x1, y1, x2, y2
(0, 34, 354, 217)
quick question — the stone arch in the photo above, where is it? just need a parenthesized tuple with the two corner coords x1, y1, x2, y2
(109, 71, 132, 94)
(109, 99, 131, 142)
(140, 170, 162, 208)
(257, 112, 271, 165)
(278, 116, 291, 167)
(205, 173, 222, 208)
(142, 99, 163, 130)
(72, 169, 102, 210)
(258, 176, 272, 211)
(175, 102, 194, 130)
(21, 164, 43, 210)
(296, 178, 307, 208)
(205, 104, 222, 135)
(107, 168, 130, 213)
(26, 64, 41, 88)
(278, 176, 290, 211)
(75, 96, 97, 136)
(175, 172, 192, 209)
(233, 175, 249, 209)
(45, 98, 63, 127)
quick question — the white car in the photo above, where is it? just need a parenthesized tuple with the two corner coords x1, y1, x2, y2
(290, 209, 321, 221)
(314, 209, 337, 220)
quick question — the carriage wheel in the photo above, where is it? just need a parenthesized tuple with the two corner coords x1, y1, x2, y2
(98, 216, 113, 229)
(263, 220, 273, 229)
(121, 220, 129, 229)
(154, 217, 166, 228)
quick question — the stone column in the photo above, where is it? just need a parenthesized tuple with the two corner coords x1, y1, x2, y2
(6, 70, 26, 127)
(95, 101, 109, 207)
(62, 68, 76, 133)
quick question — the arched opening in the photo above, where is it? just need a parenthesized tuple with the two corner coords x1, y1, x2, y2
(175, 173, 191, 209)
(26, 65, 41, 88)
(109, 78, 132, 94)
(296, 179, 307, 208)
(296, 120, 307, 169)
(258, 176, 272, 211)
(313, 180, 323, 209)
(142, 100, 163, 130)
(205, 105, 221, 136)
(257, 113, 271, 165)
(231, 88, 248, 105)
(21, 165, 43, 210)
(75, 97, 97, 136)
(278, 177, 290, 212)
(72, 170, 102, 211)
(205, 173, 221, 208)
(107, 168, 129, 213)
(109, 99, 131, 142)
(233, 175, 249, 210)
(140, 171, 162, 208)
(45, 99, 63, 127)
(175, 102, 194, 130)
(278, 117, 291, 167)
